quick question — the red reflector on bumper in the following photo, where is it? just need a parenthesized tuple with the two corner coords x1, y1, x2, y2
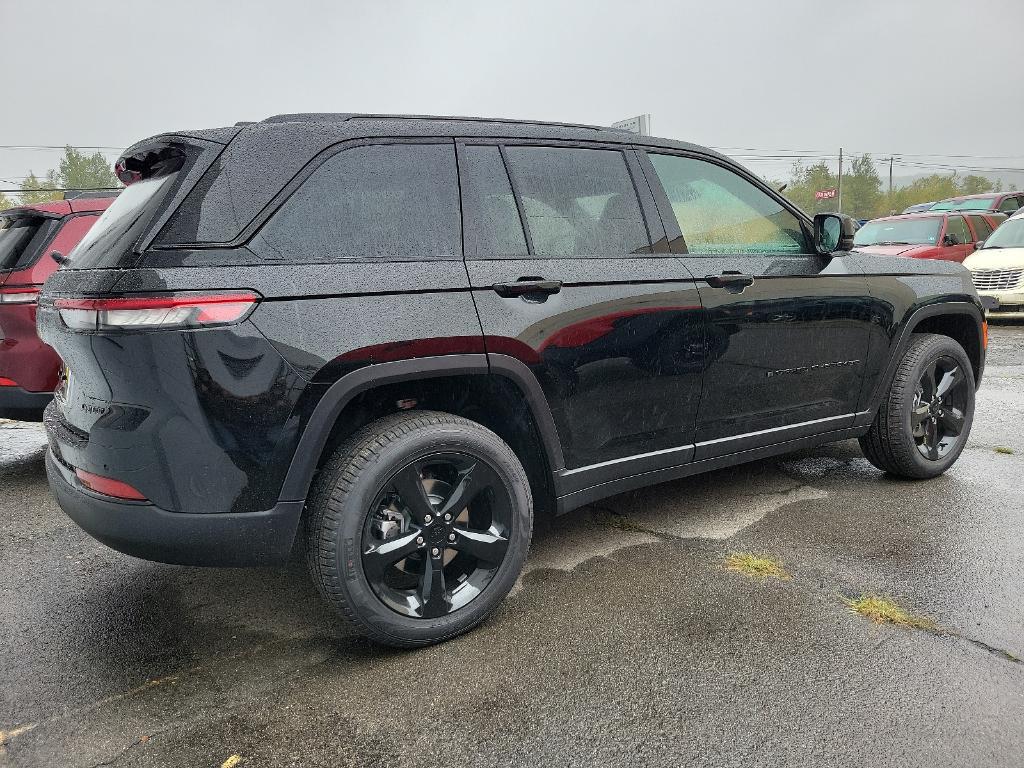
(0, 377, 16, 387)
(75, 468, 147, 501)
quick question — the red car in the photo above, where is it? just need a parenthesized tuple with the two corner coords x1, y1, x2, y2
(0, 194, 117, 420)
(852, 211, 1006, 263)
(930, 191, 1024, 216)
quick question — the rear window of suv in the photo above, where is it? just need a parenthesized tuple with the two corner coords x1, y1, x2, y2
(0, 214, 57, 271)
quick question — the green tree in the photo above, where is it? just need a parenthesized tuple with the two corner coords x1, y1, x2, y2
(888, 174, 961, 214)
(841, 154, 883, 219)
(0, 191, 14, 211)
(46, 145, 119, 192)
(783, 159, 838, 214)
(18, 172, 61, 205)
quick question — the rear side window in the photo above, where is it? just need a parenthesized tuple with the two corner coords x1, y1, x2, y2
(254, 143, 461, 262)
(459, 145, 528, 258)
(0, 215, 55, 270)
(68, 177, 172, 268)
(502, 146, 649, 257)
(648, 153, 808, 255)
(968, 215, 993, 241)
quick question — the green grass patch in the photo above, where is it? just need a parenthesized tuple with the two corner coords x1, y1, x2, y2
(994, 446, 1014, 455)
(724, 552, 790, 581)
(843, 594, 935, 631)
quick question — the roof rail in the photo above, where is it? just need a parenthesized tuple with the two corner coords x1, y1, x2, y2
(261, 112, 607, 131)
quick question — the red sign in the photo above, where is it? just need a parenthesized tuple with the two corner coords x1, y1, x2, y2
(815, 188, 838, 200)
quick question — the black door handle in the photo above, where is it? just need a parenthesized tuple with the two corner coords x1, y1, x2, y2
(493, 279, 563, 298)
(704, 273, 754, 289)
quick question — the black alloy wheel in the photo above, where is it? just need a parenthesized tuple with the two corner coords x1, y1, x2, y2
(911, 355, 969, 461)
(362, 453, 513, 619)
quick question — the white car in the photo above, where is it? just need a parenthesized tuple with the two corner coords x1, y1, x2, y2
(964, 210, 1024, 319)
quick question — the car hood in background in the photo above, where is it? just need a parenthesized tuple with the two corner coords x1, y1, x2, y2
(963, 247, 1024, 271)
(852, 244, 937, 258)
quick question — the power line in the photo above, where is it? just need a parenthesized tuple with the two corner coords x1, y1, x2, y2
(0, 187, 120, 193)
(0, 145, 124, 151)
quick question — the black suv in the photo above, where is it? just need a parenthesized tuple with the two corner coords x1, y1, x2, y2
(38, 114, 986, 646)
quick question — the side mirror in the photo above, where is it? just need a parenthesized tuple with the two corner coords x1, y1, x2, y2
(975, 240, 985, 250)
(50, 250, 69, 266)
(813, 213, 857, 255)
(942, 234, 960, 246)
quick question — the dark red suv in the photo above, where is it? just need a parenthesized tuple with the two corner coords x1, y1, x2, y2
(0, 194, 116, 420)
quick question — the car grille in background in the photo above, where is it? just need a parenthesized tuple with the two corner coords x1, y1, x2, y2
(970, 268, 1024, 291)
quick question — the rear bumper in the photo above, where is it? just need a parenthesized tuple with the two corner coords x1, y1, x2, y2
(45, 450, 304, 566)
(0, 386, 52, 421)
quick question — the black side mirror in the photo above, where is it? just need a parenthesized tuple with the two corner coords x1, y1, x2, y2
(813, 213, 857, 255)
(50, 251, 69, 266)
(942, 234, 960, 246)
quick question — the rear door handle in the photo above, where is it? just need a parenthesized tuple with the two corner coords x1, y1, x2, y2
(492, 279, 563, 298)
(704, 272, 754, 289)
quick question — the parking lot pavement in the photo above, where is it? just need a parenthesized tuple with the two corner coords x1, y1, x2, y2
(2, 325, 1023, 768)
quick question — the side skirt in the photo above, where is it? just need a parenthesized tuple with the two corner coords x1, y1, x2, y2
(554, 424, 870, 515)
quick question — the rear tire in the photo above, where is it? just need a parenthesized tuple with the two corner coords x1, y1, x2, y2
(305, 411, 532, 647)
(859, 333, 975, 479)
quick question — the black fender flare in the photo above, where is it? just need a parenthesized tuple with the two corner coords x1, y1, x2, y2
(859, 300, 985, 425)
(277, 353, 565, 503)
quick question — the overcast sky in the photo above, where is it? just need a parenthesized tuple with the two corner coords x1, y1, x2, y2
(2, 0, 1023, 187)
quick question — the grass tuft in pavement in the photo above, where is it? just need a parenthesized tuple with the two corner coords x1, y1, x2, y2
(724, 552, 789, 580)
(994, 446, 1014, 455)
(843, 594, 935, 631)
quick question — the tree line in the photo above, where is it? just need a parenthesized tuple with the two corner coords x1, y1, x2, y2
(776, 155, 1016, 220)
(0, 147, 120, 210)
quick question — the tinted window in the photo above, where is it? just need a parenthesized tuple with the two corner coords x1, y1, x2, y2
(459, 145, 528, 258)
(998, 196, 1020, 213)
(69, 176, 173, 268)
(967, 215, 993, 241)
(0, 215, 54, 270)
(502, 146, 649, 256)
(648, 153, 808, 255)
(256, 143, 461, 262)
(944, 215, 970, 244)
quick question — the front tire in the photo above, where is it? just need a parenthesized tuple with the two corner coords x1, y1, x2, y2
(860, 333, 975, 479)
(305, 411, 532, 647)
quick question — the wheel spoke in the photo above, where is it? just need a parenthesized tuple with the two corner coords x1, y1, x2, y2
(451, 527, 509, 565)
(391, 463, 435, 523)
(418, 554, 449, 618)
(939, 408, 965, 437)
(920, 361, 938, 400)
(911, 405, 930, 435)
(925, 419, 940, 460)
(362, 530, 422, 581)
(437, 461, 502, 519)
(935, 366, 959, 399)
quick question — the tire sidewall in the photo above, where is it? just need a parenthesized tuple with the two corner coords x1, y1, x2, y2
(323, 422, 532, 645)
(896, 337, 976, 476)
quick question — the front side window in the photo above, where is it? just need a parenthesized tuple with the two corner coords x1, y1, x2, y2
(998, 196, 1020, 214)
(256, 143, 461, 262)
(647, 153, 808, 255)
(945, 215, 970, 244)
(502, 146, 649, 257)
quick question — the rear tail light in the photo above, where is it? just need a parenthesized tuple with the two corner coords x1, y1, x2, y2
(75, 468, 147, 501)
(0, 376, 17, 387)
(54, 291, 261, 332)
(0, 287, 40, 305)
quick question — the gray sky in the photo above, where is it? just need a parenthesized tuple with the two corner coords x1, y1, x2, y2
(3, 0, 1023, 188)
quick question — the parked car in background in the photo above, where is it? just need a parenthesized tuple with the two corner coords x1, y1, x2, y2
(0, 193, 117, 420)
(902, 201, 936, 214)
(853, 211, 1005, 262)
(930, 192, 1024, 216)
(964, 210, 1024, 319)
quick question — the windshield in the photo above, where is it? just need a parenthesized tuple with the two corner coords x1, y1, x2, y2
(0, 215, 53, 270)
(930, 198, 995, 211)
(982, 218, 1024, 249)
(67, 175, 174, 269)
(854, 218, 941, 247)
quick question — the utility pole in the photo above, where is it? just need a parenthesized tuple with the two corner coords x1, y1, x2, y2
(837, 147, 843, 214)
(888, 156, 894, 199)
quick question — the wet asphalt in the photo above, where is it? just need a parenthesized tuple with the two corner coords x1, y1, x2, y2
(1, 325, 1023, 768)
